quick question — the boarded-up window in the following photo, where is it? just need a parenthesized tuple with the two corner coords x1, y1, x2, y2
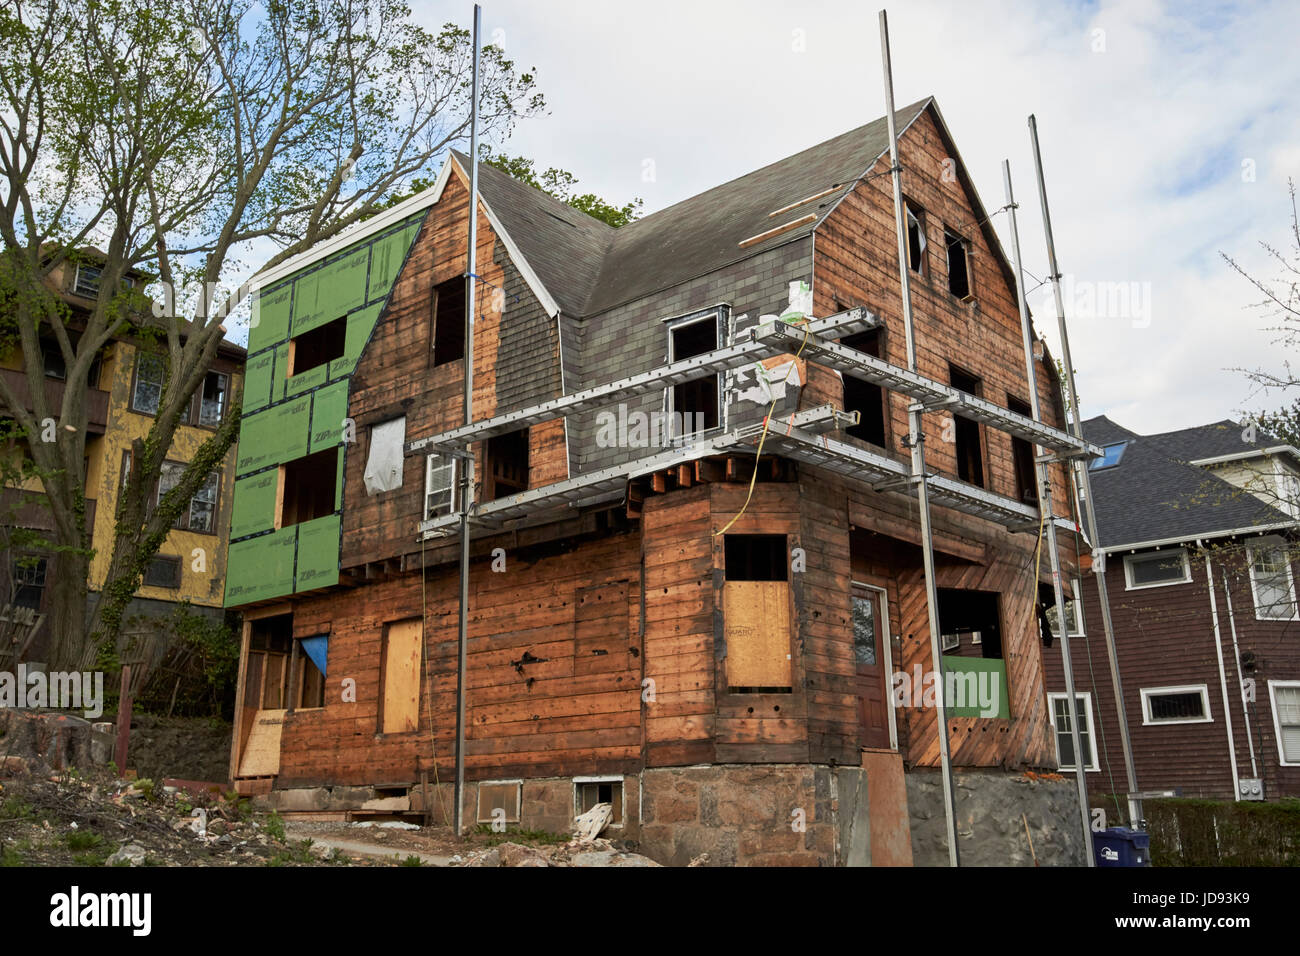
(380, 618, 422, 734)
(723, 535, 792, 692)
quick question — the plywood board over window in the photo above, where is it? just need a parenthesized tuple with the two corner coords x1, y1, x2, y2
(381, 618, 422, 734)
(723, 535, 792, 692)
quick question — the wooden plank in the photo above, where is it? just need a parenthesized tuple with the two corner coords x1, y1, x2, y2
(723, 581, 793, 688)
(382, 619, 422, 734)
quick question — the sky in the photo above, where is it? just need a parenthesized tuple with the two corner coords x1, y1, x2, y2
(406, 0, 1300, 437)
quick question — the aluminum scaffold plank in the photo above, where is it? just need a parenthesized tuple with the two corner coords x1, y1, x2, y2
(405, 307, 880, 455)
(753, 320, 1102, 459)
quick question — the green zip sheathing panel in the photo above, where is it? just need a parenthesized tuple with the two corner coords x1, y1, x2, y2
(310, 380, 349, 452)
(229, 470, 279, 539)
(225, 213, 423, 608)
(243, 349, 274, 414)
(248, 281, 292, 354)
(226, 526, 296, 605)
(295, 514, 341, 591)
(236, 394, 310, 473)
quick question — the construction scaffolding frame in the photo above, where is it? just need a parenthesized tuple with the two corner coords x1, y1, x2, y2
(413, 5, 1105, 864)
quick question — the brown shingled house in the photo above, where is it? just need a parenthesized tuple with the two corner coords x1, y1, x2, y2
(225, 97, 1096, 866)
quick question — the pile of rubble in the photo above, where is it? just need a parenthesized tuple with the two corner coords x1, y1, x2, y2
(0, 762, 370, 867)
(454, 837, 660, 868)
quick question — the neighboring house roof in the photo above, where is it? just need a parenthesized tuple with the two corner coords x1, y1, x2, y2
(1083, 416, 1297, 551)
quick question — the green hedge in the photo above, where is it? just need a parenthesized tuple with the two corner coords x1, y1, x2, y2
(1143, 798, 1300, 866)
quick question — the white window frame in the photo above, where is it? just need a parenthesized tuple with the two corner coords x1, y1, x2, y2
(73, 263, 102, 297)
(423, 453, 458, 521)
(1046, 691, 1099, 772)
(1246, 536, 1299, 622)
(1047, 577, 1085, 637)
(1140, 684, 1212, 726)
(1274, 467, 1300, 519)
(664, 307, 725, 439)
(573, 774, 626, 830)
(1267, 680, 1300, 766)
(1123, 548, 1192, 590)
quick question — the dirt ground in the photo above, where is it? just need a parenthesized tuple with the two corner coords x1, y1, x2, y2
(0, 769, 383, 867)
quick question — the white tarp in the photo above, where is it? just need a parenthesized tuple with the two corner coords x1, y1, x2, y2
(364, 416, 406, 494)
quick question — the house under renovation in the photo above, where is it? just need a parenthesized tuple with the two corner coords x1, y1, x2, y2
(224, 97, 1100, 866)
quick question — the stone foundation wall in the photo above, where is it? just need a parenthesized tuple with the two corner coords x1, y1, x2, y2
(905, 769, 1087, 866)
(638, 764, 866, 866)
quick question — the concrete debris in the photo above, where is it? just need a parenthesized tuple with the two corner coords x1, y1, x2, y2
(456, 838, 660, 868)
(572, 802, 612, 843)
(105, 843, 147, 867)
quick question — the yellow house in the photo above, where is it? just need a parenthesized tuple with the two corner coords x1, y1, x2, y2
(0, 252, 244, 655)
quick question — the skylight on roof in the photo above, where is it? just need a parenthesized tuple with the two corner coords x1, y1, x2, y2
(1090, 441, 1129, 471)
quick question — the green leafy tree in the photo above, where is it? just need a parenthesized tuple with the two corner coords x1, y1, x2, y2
(0, 0, 544, 667)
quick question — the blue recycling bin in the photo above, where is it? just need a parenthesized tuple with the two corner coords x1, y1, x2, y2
(1092, 827, 1150, 867)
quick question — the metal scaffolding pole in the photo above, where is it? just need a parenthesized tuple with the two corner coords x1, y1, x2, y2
(878, 9, 960, 867)
(453, 2, 482, 838)
(1002, 159, 1096, 865)
(1028, 115, 1142, 829)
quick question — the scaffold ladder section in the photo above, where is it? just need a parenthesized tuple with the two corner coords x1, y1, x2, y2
(406, 307, 880, 455)
(754, 321, 1101, 459)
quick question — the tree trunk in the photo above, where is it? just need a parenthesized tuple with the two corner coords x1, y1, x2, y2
(47, 548, 90, 671)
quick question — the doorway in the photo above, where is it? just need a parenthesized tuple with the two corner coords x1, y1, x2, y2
(851, 582, 896, 750)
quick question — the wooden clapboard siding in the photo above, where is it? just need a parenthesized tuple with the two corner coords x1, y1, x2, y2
(811, 106, 1072, 524)
(270, 528, 644, 787)
(642, 484, 716, 766)
(342, 169, 567, 570)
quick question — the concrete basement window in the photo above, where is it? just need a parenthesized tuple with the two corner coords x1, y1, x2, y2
(288, 316, 346, 377)
(574, 777, 623, 827)
(477, 781, 522, 825)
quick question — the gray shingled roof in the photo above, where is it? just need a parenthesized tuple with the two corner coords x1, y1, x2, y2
(451, 149, 615, 317)
(458, 98, 932, 319)
(1083, 416, 1295, 549)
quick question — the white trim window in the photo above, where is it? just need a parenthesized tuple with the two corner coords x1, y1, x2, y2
(1267, 681, 1300, 766)
(1046, 577, 1085, 637)
(1123, 548, 1192, 590)
(424, 453, 458, 521)
(1275, 468, 1300, 519)
(665, 307, 724, 438)
(1140, 684, 1212, 725)
(573, 775, 625, 829)
(74, 263, 102, 297)
(1046, 692, 1099, 772)
(1247, 538, 1299, 621)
